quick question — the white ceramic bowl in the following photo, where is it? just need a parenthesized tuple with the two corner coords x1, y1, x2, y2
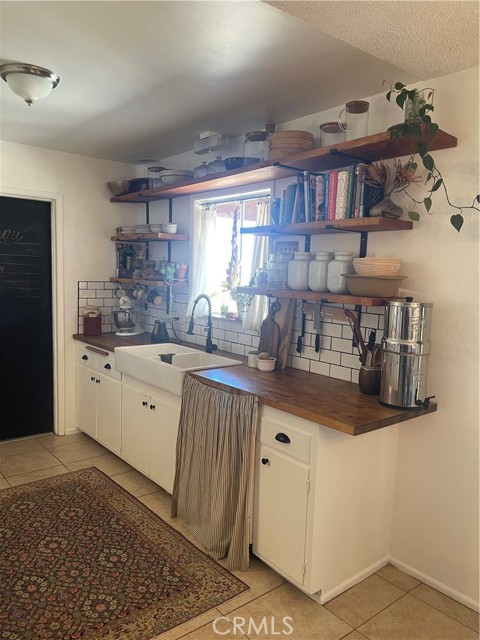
(256, 357, 277, 372)
(344, 274, 407, 297)
(162, 223, 178, 234)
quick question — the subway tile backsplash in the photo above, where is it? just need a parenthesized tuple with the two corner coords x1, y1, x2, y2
(77, 281, 383, 384)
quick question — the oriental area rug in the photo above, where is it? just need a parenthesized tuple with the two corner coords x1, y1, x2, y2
(0, 467, 248, 639)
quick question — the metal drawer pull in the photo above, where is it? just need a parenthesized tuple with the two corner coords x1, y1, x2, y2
(82, 355, 88, 360)
(275, 432, 291, 444)
(104, 363, 111, 370)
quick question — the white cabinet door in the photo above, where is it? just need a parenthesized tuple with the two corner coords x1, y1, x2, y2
(76, 365, 97, 438)
(96, 374, 122, 456)
(149, 394, 181, 494)
(121, 384, 150, 475)
(253, 444, 310, 585)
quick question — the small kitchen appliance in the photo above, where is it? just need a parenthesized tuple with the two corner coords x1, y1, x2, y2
(379, 299, 435, 409)
(113, 291, 144, 336)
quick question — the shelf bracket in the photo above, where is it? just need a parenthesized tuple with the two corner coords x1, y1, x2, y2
(145, 201, 150, 225)
(329, 148, 369, 164)
(324, 226, 368, 257)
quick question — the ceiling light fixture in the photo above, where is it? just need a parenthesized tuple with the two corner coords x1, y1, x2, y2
(0, 63, 60, 106)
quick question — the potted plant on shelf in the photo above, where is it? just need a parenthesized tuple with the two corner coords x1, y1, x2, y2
(384, 81, 479, 232)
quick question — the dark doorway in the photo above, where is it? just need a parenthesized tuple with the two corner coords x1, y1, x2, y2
(0, 196, 54, 440)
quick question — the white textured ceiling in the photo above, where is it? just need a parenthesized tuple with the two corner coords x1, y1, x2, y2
(267, 1, 480, 79)
(0, 1, 477, 163)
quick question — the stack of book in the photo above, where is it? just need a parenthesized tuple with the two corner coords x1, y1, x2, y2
(275, 164, 384, 224)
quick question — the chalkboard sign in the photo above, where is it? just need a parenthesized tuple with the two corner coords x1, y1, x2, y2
(0, 199, 51, 299)
(0, 196, 53, 439)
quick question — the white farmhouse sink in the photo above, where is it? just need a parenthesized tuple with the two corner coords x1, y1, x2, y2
(114, 343, 242, 396)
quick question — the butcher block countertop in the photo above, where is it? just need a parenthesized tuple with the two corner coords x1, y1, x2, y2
(74, 333, 437, 436)
(190, 367, 437, 436)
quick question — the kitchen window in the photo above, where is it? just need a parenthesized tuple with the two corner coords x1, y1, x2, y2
(188, 191, 270, 328)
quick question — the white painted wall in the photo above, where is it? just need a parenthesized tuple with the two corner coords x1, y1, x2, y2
(0, 142, 144, 431)
(0, 66, 478, 607)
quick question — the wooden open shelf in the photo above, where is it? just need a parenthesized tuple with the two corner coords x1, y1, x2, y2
(109, 277, 188, 288)
(236, 286, 393, 307)
(110, 129, 457, 203)
(240, 217, 413, 236)
(111, 233, 189, 242)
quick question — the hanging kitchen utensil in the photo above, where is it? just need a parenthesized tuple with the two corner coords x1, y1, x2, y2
(274, 299, 297, 369)
(367, 329, 376, 352)
(258, 299, 281, 359)
(296, 301, 306, 354)
(314, 302, 322, 353)
(344, 309, 368, 365)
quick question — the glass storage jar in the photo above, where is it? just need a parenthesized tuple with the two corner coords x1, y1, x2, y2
(207, 156, 226, 174)
(327, 251, 354, 294)
(267, 253, 289, 289)
(287, 252, 311, 290)
(308, 251, 334, 292)
(243, 131, 269, 164)
(193, 161, 208, 178)
(147, 166, 165, 188)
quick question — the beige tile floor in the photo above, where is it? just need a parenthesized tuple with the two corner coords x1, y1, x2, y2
(1, 432, 478, 640)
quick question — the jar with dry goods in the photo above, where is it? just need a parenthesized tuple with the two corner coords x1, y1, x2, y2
(267, 253, 289, 289)
(287, 252, 311, 291)
(308, 251, 334, 292)
(243, 131, 269, 164)
(327, 251, 354, 294)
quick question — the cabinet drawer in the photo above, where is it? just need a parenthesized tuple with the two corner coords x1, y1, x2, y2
(97, 352, 121, 381)
(75, 344, 121, 380)
(260, 419, 311, 464)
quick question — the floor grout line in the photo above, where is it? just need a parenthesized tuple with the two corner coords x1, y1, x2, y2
(408, 588, 480, 633)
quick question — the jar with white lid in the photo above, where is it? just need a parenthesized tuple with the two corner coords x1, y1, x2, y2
(327, 251, 354, 294)
(308, 251, 334, 292)
(287, 252, 311, 290)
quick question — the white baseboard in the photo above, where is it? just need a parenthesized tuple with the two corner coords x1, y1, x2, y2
(319, 556, 390, 604)
(65, 427, 81, 435)
(389, 557, 479, 613)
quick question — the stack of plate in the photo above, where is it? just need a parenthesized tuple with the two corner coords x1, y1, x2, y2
(158, 169, 193, 186)
(268, 130, 314, 161)
(353, 257, 402, 276)
(134, 224, 150, 233)
(120, 225, 136, 235)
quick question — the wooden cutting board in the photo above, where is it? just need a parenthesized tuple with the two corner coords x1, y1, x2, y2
(258, 300, 281, 359)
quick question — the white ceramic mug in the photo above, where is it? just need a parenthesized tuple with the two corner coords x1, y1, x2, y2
(247, 351, 259, 368)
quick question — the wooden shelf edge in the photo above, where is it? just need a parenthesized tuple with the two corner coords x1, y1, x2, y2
(111, 233, 189, 242)
(109, 129, 457, 203)
(109, 277, 188, 288)
(240, 218, 413, 236)
(236, 286, 389, 306)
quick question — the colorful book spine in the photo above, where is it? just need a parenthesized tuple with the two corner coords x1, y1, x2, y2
(314, 173, 327, 221)
(352, 163, 369, 218)
(296, 174, 306, 223)
(327, 170, 338, 220)
(334, 169, 350, 219)
(344, 165, 356, 218)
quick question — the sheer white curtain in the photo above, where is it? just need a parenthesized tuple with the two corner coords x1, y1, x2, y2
(187, 203, 217, 316)
(242, 197, 269, 331)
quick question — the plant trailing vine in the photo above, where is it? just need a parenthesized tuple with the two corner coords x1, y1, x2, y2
(385, 82, 480, 232)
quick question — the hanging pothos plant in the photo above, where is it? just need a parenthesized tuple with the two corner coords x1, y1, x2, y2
(385, 81, 480, 232)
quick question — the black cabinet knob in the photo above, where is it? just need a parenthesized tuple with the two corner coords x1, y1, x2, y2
(142, 401, 148, 407)
(82, 355, 88, 360)
(104, 363, 111, 370)
(261, 458, 269, 465)
(96, 379, 100, 384)
(150, 404, 155, 410)
(90, 376, 95, 381)
(275, 432, 291, 444)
